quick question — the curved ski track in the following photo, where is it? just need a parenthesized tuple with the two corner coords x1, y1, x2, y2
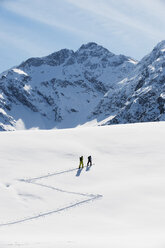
(0, 167, 102, 227)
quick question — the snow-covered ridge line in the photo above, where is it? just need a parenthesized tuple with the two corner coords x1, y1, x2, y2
(0, 40, 165, 130)
(0, 41, 137, 130)
(91, 40, 165, 124)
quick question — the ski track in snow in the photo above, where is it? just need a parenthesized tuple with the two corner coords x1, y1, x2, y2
(0, 167, 102, 227)
(20, 167, 79, 182)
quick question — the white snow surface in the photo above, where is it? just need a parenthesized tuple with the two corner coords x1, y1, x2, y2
(0, 122, 165, 247)
(12, 68, 28, 76)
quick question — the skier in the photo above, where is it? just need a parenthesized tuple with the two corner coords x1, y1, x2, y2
(79, 156, 84, 169)
(87, 155, 92, 167)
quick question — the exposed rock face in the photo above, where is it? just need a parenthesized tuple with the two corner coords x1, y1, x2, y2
(2, 40, 165, 131)
(97, 40, 165, 126)
(0, 42, 136, 130)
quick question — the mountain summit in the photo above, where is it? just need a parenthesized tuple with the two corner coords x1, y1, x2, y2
(1, 41, 165, 131)
(0, 42, 136, 131)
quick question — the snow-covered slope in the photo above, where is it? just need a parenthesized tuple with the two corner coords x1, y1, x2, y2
(93, 40, 165, 125)
(0, 123, 165, 247)
(2, 40, 165, 130)
(0, 42, 136, 131)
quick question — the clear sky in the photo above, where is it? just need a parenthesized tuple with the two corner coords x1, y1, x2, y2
(0, 0, 165, 73)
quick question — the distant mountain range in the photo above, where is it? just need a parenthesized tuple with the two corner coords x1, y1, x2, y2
(0, 41, 165, 131)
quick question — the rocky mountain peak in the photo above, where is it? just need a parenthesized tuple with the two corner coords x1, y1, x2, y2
(153, 40, 165, 51)
(79, 42, 98, 50)
(140, 40, 165, 67)
(43, 48, 74, 66)
(149, 40, 165, 60)
(95, 40, 165, 126)
(77, 42, 114, 58)
(19, 49, 74, 69)
(3, 41, 165, 131)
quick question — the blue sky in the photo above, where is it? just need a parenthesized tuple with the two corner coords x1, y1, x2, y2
(0, 0, 165, 72)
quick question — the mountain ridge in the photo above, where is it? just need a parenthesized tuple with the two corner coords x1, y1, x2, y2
(99, 40, 165, 125)
(0, 42, 136, 131)
(0, 41, 165, 131)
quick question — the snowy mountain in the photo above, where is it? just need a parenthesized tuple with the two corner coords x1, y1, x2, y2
(93, 40, 165, 125)
(1, 40, 165, 131)
(0, 42, 136, 131)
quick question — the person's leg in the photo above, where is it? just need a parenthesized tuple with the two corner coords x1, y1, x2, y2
(79, 161, 83, 168)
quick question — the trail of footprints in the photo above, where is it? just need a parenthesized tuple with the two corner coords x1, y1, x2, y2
(0, 167, 102, 226)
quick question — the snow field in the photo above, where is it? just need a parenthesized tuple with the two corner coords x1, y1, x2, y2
(0, 123, 165, 247)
